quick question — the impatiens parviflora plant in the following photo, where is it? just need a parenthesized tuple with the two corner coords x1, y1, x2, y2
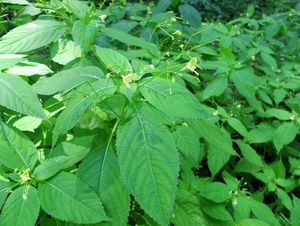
(0, 0, 299, 226)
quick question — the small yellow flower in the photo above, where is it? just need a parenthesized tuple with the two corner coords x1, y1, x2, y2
(20, 169, 31, 183)
(122, 73, 138, 87)
(172, 30, 182, 36)
(99, 14, 107, 22)
(181, 57, 199, 75)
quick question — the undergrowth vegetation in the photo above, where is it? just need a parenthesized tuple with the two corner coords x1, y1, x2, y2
(0, 0, 299, 225)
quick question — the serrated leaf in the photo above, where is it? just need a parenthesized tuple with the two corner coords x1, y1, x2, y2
(34, 136, 93, 180)
(72, 20, 97, 51)
(273, 122, 298, 152)
(236, 140, 263, 167)
(0, 121, 38, 170)
(32, 66, 104, 95)
(0, 20, 67, 53)
(202, 77, 228, 100)
(173, 125, 201, 166)
(0, 185, 40, 226)
(189, 120, 236, 155)
(116, 104, 179, 226)
(95, 46, 132, 73)
(140, 77, 207, 119)
(38, 172, 109, 224)
(0, 73, 45, 119)
(78, 136, 130, 226)
(171, 188, 205, 226)
(52, 97, 92, 145)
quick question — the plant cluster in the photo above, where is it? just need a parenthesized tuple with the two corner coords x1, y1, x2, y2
(0, 0, 299, 226)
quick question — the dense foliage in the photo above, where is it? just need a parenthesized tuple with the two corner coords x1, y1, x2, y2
(0, 0, 299, 226)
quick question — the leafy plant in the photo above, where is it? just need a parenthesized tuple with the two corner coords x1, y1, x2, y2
(0, 0, 299, 226)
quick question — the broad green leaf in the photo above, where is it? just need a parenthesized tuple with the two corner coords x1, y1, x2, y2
(51, 39, 81, 65)
(78, 136, 130, 226)
(72, 20, 97, 51)
(200, 198, 232, 221)
(291, 196, 300, 226)
(235, 219, 270, 226)
(0, 20, 67, 53)
(236, 140, 263, 167)
(32, 66, 104, 95)
(198, 182, 232, 203)
(207, 146, 231, 176)
(101, 27, 159, 56)
(0, 54, 26, 70)
(202, 77, 228, 100)
(116, 104, 179, 226)
(228, 118, 248, 137)
(13, 116, 42, 132)
(0, 0, 29, 5)
(273, 122, 298, 152)
(0, 73, 45, 119)
(140, 77, 207, 119)
(34, 136, 94, 180)
(0, 181, 9, 210)
(95, 46, 132, 73)
(233, 196, 251, 220)
(261, 52, 277, 69)
(6, 63, 53, 76)
(0, 185, 40, 226)
(52, 98, 92, 145)
(189, 120, 236, 155)
(265, 108, 293, 120)
(38, 172, 109, 224)
(63, 0, 89, 20)
(273, 89, 286, 105)
(171, 188, 206, 226)
(179, 4, 202, 28)
(173, 125, 201, 166)
(0, 121, 38, 170)
(246, 124, 275, 144)
(242, 197, 280, 226)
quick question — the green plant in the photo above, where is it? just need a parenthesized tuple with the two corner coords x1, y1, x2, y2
(0, 0, 299, 226)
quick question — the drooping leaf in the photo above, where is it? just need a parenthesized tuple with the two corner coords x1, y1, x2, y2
(38, 172, 109, 224)
(32, 66, 104, 95)
(116, 104, 179, 225)
(0, 73, 45, 119)
(140, 77, 207, 119)
(0, 121, 38, 170)
(236, 140, 263, 167)
(0, 185, 40, 226)
(78, 136, 130, 226)
(0, 20, 67, 53)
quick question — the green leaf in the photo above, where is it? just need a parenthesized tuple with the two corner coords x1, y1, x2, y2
(0, 20, 67, 53)
(51, 39, 81, 65)
(236, 140, 263, 167)
(276, 188, 292, 210)
(173, 125, 201, 166)
(227, 118, 248, 137)
(0, 121, 38, 170)
(116, 104, 179, 225)
(0, 185, 40, 226)
(273, 122, 298, 152)
(198, 182, 232, 203)
(179, 4, 202, 28)
(32, 66, 104, 95)
(72, 20, 97, 51)
(63, 0, 89, 20)
(235, 219, 270, 226)
(171, 187, 206, 226)
(0, 0, 30, 5)
(261, 52, 277, 69)
(13, 116, 42, 132)
(0, 54, 25, 70)
(52, 98, 92, 145)
(200, 198, 232, 221)
(207, 146, 231, 176)
(38, 172, 109, 224)
(34, 136, 94, 180)
(0, 73, 45, 119)
(0, 181, 9, 210)
(78, 136, 130, 226)
(202, 77, 228, 100)
(95, 46, 132, 73)
(265, 108, 293, 120)
(140, 77, 207, 119)
(101, 27, 159, 56)
(291, 196, 300, 226)
(6, 63, 53, 76)
(189, 120, 236, 155)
